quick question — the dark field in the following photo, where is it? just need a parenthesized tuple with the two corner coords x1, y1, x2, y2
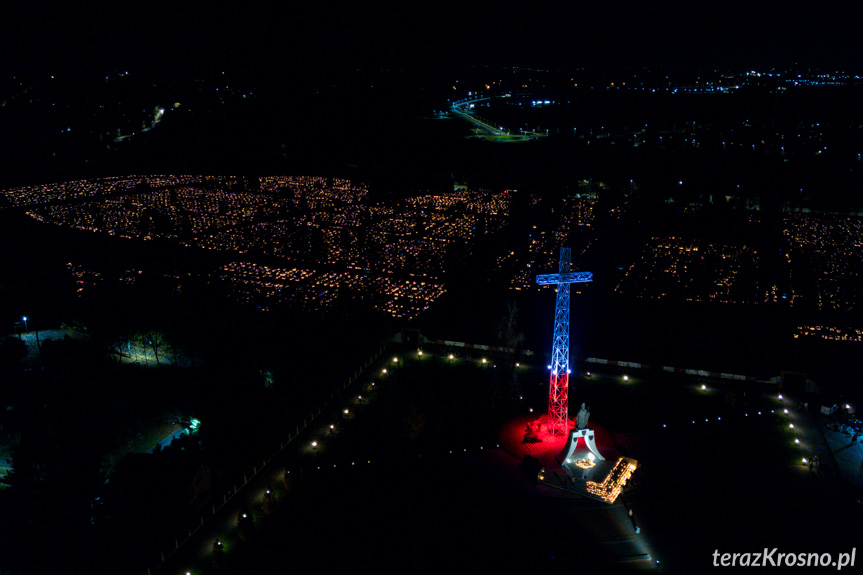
(173, 351, 862, 574)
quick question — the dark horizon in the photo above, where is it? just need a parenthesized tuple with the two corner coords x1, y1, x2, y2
(3, 1, 863, 77)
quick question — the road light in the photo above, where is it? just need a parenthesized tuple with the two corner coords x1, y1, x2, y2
(21, 316, 28, 332)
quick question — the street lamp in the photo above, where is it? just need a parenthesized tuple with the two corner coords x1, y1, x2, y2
(21, 316, 28, 332)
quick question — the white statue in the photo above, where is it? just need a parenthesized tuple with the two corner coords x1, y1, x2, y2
(576, 403, 590, 429)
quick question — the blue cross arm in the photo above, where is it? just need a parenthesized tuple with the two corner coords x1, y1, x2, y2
(536, 271, 593, 285)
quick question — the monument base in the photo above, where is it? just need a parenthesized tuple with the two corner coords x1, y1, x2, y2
(539, 425, 637, 503)
(497, 414, 638, 503)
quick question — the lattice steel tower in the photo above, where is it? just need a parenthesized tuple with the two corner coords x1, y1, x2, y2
(536, 247, 593, 436)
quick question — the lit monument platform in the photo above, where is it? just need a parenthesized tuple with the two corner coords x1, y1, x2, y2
(498, 409, 637, 503)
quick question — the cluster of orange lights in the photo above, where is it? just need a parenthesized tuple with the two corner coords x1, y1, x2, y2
(586, 458, 638, 503)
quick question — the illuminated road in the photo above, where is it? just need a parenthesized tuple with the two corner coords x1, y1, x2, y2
(450, 95, 546, 142)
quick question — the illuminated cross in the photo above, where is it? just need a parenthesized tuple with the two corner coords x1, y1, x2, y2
(536, 247, 592, 436)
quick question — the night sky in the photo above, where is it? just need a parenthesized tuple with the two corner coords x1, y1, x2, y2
(3, 1, 863, 76)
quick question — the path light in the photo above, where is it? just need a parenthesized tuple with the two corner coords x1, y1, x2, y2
(418, 350, 423, 356)
(789, 423, 794, 429)
(779, 394, 783, 399)
(311, 441, 317, 448)
(623, 375, 629, 381)
(784, 409, 789, 414)
(482, 358, 487, 364)
(802, 458, 808, 464)
(701, 384, 706, 390)
(795, 439, 800, 444)
(343, 409, 349, 415)
(449, 354, 454, 360)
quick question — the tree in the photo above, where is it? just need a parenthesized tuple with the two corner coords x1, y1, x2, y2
(496, 302, 525, 404)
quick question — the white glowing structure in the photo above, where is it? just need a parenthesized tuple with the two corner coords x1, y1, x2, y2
(562, 428, 605, 463)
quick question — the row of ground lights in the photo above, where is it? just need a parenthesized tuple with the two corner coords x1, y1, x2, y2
(183, 366, 384, 572)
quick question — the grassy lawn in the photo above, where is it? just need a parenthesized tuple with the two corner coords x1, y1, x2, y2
(179, 351, 863, 574)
